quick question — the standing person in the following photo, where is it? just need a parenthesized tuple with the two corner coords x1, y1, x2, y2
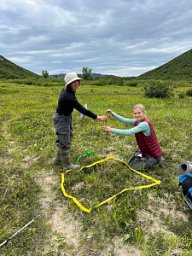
(104, 104, 163, 170)
(53, 72, 107, 170)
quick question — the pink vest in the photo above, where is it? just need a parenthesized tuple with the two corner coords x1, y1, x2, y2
(134, 118, 162, 158)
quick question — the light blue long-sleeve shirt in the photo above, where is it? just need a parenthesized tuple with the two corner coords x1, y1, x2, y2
(111, 112, 151, 136)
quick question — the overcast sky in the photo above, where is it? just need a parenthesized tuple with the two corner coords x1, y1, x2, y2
(0, 0, 192, 77)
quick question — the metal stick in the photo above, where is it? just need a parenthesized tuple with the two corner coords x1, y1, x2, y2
(0, 215, 40, 247)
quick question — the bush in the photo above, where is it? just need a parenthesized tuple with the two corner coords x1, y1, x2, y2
(186, 89, 192, 97)
(123, 81, 138, 87)
(92, 76, 123, 86)
(144, 81, 173, 98)
(178, 92, 186, 99)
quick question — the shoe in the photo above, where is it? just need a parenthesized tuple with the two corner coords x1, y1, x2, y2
(63, 164, 80, 171)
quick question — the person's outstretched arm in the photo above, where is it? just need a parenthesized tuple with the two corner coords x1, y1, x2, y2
(106, 109, 135, 125)
(73, 97, 107, 120)
(104, 121, 150, 136)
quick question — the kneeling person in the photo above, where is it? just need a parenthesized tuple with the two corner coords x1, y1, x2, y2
(104, 104, 163, 171)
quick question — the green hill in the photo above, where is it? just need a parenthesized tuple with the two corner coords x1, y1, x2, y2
(0, 55, 39, 79)
(138, 49, 192, 80)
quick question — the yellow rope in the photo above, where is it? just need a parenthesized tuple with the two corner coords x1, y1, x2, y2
(61, 155, 161, 213)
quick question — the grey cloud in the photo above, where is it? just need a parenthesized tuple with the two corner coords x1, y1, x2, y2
(0, 0, 192, 76)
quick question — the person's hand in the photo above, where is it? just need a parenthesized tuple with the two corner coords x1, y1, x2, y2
(106, 109, 112, 115)
(104, 126, 112, 132)
(97, 115, 108, 121)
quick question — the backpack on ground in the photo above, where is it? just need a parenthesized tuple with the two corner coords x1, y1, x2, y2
(178, 161, 192, 209)
(128, 151, 158, 171)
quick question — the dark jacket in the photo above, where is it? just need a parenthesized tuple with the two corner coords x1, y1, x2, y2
(56, 86, 97, 119)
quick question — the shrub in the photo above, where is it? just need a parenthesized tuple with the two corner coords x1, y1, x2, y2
(186, 89, 192, 97)
(123, 81, 138, 87)
(93, 76, 123, 86)
(178, 92, 186, 99)
(144, 81, 173, 98)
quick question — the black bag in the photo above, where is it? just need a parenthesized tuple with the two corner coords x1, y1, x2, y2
(128, 152, 158, 171)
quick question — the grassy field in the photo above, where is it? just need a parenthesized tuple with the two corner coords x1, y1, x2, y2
(1, 81, 192, 256)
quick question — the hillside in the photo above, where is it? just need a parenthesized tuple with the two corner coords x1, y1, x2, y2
(0, 55, 39, 79)
(138, 49, 192, 80)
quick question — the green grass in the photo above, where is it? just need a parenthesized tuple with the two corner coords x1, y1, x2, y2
(1, 81, 192, 255)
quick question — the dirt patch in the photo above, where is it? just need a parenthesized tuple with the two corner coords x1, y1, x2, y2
(137, 192, 187, 254)
(22, 155, 40, 169)
(50, 205, 82, 246)
(36, 171, 58, 212)
(147, 192, 188, 222)
(36, 169, 84, 255)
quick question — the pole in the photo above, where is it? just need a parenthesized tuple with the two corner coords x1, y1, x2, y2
(0, 215, 40, 247)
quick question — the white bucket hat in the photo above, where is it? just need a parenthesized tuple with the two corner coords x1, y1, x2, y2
(64, 72, 81, 87)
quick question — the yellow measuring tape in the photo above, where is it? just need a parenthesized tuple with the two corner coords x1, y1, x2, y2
(61, 155, 161, 213)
